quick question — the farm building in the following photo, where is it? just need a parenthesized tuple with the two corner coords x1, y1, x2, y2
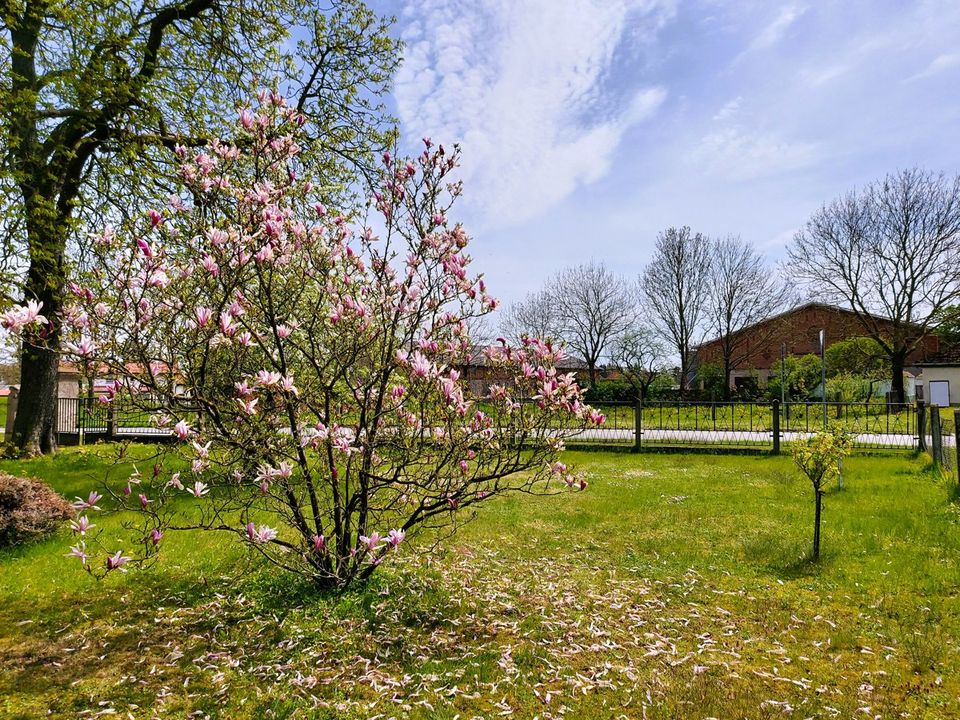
(693, 302, 939, 391)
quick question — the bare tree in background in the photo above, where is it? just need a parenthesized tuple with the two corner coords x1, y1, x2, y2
(640, 227, 711, 394)
(550, 262, 632, 387)
(610, 328, 667, 400)
(501, 288, 558, 343)
(789, 168, 960, 404)
(707, 236, 791, 399)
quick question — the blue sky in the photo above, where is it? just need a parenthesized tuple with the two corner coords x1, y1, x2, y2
(382, 0, 960, 309)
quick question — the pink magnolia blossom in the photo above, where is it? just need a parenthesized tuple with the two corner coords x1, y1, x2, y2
(72, 491, 102, 511)
(387, 529, 405, 548)
(312, 534, 325, 552)
(1, 300, 49, 332)
(360, 532, 381, 552)
(189, 481, 209, 497)
(150, 528, 164, 545)
(70, 516, 95, 535)
(173, 420, 191, 440)
(106, 551, 132, 571)
(66, 542, 89, 564)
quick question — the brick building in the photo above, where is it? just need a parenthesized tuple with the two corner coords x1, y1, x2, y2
(694, 302, 939, 390)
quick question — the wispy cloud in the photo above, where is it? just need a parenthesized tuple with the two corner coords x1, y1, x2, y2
(393, 0, 673, 230)
(712, 96, 742, 122)
(689, 128, 819, 182)
(732, 3, 806, 64)
(906, 53, 960, 82)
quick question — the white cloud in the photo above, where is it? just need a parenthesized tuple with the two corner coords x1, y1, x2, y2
(712, 96, 742, 121)
(906, 53, 960, 82)
(732, 3, 807, 64)
(690, 128, 819, 182)
(393, 0, 672, 229)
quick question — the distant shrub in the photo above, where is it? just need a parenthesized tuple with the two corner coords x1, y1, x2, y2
(586, 380, 636, 402)
(0, 473, 74, 548)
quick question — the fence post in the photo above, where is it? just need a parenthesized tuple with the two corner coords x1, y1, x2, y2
(107, 402, 117, 438)
(633, 398, 642, 453)
(771, 399, 780, 455)
(916, 401, 927, 452)
(931, 406, 943, 469)
(954, 409, 960, 487)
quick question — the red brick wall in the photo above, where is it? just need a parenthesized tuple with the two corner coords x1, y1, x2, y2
(696, 305, 939, 371)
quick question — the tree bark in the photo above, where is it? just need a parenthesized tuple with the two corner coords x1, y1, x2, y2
(891, 351, 907, 406)
(812, 489, 822, 561)
(11, 217, 66, 456)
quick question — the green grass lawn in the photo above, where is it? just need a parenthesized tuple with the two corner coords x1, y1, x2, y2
(0, 395, 7, 436)
(2, 446, 959, 718)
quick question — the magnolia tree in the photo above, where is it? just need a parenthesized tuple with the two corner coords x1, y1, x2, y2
(3, 94, 602, 589)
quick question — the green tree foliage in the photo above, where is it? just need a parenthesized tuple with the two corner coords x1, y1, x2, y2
(825, 337, 887, 379)
(933, 304, 960, 347)
(792, 426, 852, 560)
(0, 0, 400, 454)
(696, 361, 726, 398)
(766, 354, 822, 401)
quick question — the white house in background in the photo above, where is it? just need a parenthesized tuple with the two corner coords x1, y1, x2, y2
(917, 346, 960, 406)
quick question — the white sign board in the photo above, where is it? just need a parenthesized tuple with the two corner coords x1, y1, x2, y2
(929, 379, 950, 407)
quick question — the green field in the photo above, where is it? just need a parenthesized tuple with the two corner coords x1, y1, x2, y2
(0, 396, 7, 436)
(1, 447, 959, 718)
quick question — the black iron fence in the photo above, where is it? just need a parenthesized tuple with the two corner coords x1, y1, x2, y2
(55, 397, 173, 443)
(567, 399, 925, 452)
(50, 395, 951, 459)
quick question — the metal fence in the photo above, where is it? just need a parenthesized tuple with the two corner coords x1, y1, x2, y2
(56, 397, 173, 442)
(51, 395, 943, 456)
(566, 399, 926, 453)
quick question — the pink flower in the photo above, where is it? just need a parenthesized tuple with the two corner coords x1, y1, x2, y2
(106, 551, 131, 571)
(194, 306, 213, 327)
(138, 493, 151, 509)
(387, 529, 405, 548)
(1, 300, 48, 332)
(246, 523, 277, 543)
(579, 478, 588, 491)
(189, 481, 209, 497)
(66, 542, 89, 564)
(167, 472, 183, 490)
(237, 397, 258, 415)
(239, 108, 254, 130)
(72, 491, 102, 511)
(66, 337, 96, 358)
(136, 237, 154, 258)
(150, 528, 164, 546)
(173, 420, 191, 440)
(312, 534, 325, 552)
(409, 351, 431, 378)
(360, 532, 381, 552)
(148, 209, 163, 227)
(70, 516, 95, 535)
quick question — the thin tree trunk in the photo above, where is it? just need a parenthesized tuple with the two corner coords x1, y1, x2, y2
(812, 490, 822, 560)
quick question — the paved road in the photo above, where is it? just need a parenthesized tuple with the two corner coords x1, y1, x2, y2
(566, 427, 933, 448)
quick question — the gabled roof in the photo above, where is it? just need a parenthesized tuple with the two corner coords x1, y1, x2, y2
(695, 301, 918, 350)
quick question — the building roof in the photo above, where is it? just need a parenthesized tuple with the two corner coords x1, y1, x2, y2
(917, 344, 960, 367)
(695, 301, 920, 350)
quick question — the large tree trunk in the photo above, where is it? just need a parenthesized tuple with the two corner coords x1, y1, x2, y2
(12, 341, 59, 455)
(11, 206, 67, 456)
(890, 350, 907, 406)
